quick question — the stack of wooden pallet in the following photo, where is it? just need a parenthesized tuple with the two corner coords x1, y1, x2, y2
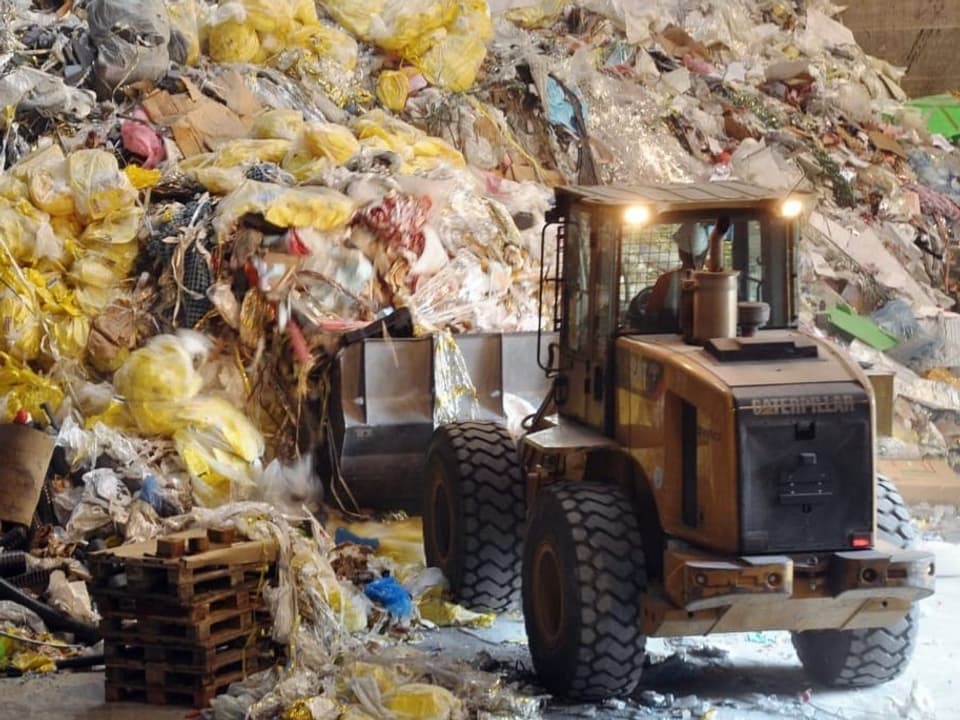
(89, 527, 279, 707)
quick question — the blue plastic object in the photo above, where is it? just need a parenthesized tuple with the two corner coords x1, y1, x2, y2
(334, 527, 380, 550)
(364, 576, 413, 618)
(139, 475, 164, 513)
(546, 76, 588, 136)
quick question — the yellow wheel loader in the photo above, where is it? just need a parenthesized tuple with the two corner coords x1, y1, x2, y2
(326, 181, 935, 700)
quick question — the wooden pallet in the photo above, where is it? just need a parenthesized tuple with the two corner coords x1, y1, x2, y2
(105, 651, 273, 688)
(104, 631, 274, 668)
(90, 528, 277, 602)
(93, 581, 262, 621)
(104, 667, 251, 708)
(100, 605, 258, 645)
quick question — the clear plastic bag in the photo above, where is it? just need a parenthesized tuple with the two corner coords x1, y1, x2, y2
(87, 0, 172, 94)
(64, 468, 133, 540)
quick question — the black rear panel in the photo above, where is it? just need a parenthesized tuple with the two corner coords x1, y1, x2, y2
(735, 383, 873, 554)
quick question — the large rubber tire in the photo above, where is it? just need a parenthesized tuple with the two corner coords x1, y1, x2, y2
(792, 476, 919, 687)
(422, 422, 525, 612)
(523, 482, 647, 700)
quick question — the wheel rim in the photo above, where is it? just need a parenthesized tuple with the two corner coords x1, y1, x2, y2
(430, 464, 454, 565)
(532, 540, 565, 648)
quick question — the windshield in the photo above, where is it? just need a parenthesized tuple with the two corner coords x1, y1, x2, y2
(620, 215, 793, 333)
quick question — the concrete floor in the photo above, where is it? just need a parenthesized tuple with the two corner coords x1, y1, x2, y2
(1, 539, 957, 720)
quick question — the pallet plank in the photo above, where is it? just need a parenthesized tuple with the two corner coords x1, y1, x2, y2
(94, 583, 259, 621)
(100, 606, 258, 645)
(104, 639, 274, 674)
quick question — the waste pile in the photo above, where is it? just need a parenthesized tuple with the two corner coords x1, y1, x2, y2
(0, 0, 958, 715)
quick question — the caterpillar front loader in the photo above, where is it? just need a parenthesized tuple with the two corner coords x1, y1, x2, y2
(413, 181, 936, 699)
(323, 181, 935, 699)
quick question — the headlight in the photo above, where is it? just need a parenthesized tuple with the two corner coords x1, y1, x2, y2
(780, 198, 804, 218)
(624, 205, 650, 225)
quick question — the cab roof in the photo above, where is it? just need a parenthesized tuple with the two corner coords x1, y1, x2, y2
(556, 181, 806, 212)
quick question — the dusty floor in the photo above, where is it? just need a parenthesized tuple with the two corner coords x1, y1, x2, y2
(1, 538, 957, 720)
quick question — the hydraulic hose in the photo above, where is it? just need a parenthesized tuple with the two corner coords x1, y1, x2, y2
(0, 576, 100, 645)
(0, 551, 27, 578)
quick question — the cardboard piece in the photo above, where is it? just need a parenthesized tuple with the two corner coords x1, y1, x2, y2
(878, 458, 959, 505)
(868, 130, 907, 159)
(142, 73, 262, 157)
(660, 25, 711, 60)
(86, 305, 137, 371)
(0, 425, 56, 526)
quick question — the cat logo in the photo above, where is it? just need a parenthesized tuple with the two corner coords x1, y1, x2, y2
(750, 395, 856, 416)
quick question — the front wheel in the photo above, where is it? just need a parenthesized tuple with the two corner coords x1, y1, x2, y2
(523, 482, 647, 700)
(422, 422, 525, 612)
(791, 476, 920, 687)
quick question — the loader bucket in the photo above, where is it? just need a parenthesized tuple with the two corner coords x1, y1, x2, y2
(327, 332, 553, 510)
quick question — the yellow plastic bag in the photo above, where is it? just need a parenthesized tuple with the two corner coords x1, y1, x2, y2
(49, 312, 91, 361)
(0, 352, 65, 423)
(384, 684, 462, 720)
(343, 660, 403, 696)
(323, 583, 372, 633)
(80, 207, 143, 245)
(411, 137, 465, 167)
(0, 292, 43, 361)
(175, 427, 258, 507)
(340, 709, 376, 720)
(167, 0, 203, 65)
(50, 214, 83, 243)
(212, 138, 293, 167)
(318, 0, 385, 39)
(113, 332, 209, 403)
(241, 0, 295, 34)
(377, 71, 409, 111)
(368, 1, 459, 53)
(214, 180, 356, 240)
(412, 2, 491, 94)
(294, 0, 320, 25)
(504, 0, 567, 29)
(11, 145, 75, 217)
(337, 516, 425, 566)
(253, 109, 305, 141)
(0, 197, 63, 264)
(66, 150, 139, 223)
(11, 651, 57, 674)
(177, 396, 265, 462)
(289, 22, 360, 70)
(125, 165, 162, 190)
(281, 147, 333, 182)
(418, 595, 496, 628)
(301, 121, 361, 164)
(73, 240, 140, 285)
(208, 20, 261, 63)
(70, 255, 119, 289)
(0, 174, 27, 201)
(189, 165, 248, 195)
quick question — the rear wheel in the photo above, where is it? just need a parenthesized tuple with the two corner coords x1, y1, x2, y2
(523, 482, 647, 700)
(792, 476, 920, 687)
(422, 422, 525, 612)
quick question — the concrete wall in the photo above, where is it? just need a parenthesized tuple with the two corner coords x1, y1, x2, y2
(841, 0, 960, 98)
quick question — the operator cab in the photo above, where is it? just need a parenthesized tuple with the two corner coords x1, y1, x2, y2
(539, 181, 810, 432)
(545, 182, 806, 344)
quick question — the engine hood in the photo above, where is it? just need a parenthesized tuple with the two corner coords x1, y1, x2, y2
(623, 330, 866, 390)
